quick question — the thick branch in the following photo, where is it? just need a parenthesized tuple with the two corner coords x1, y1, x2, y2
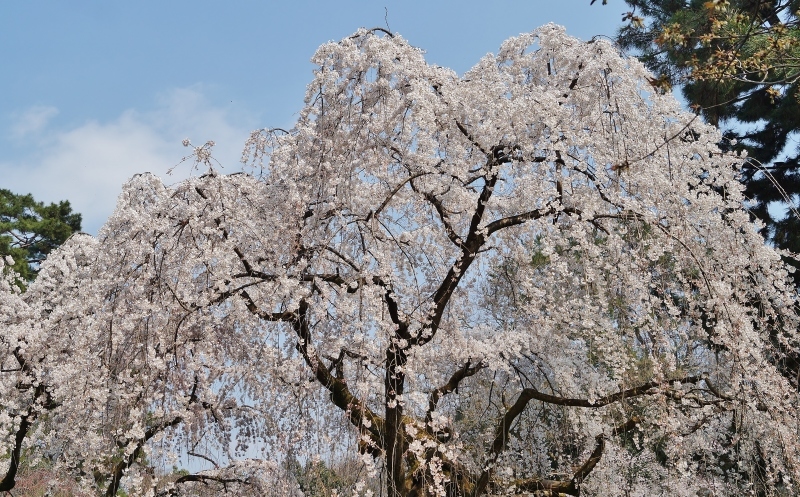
(384, 342, 408, 497)
(285, 299, 385, 445)
(0, 351, 58, 492)
(422, 190, 467, 249)
(485, 206, 557, 236)
(159, 472, 250, 496)
(237, 271, 410, 341)
(472, 375, 705, 495)
(106, 415, 185, 497)
(513, 435, 605, 496)
(380, 286, 411, 340)
(518, 374, 705, 408)
(174, 473, 248, 485)
(426, 360, 484, 426)
(238, 289, 294, 322)
(416, 166, 499, 347)
(0, 399, 37, 492)
(418, 149, 576, 348)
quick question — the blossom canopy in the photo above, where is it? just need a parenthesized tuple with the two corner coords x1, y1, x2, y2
(2, 24, 799, 496)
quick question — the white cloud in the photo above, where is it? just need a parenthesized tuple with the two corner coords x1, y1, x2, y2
(1, 88, 257, 234)
(11, 105, 59, 138)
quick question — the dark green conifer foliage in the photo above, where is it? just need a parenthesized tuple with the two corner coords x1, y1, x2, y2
(0, 189, 82, 287)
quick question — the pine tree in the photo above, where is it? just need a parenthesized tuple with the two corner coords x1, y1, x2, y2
(0, 189, 82, 287)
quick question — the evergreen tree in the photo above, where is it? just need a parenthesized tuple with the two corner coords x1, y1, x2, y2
(0, 189, 82, 286)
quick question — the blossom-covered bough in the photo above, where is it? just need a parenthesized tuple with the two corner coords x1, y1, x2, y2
(2, 25, 800, 496)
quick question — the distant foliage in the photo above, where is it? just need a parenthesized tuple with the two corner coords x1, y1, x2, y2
(0, 189, 81, 287)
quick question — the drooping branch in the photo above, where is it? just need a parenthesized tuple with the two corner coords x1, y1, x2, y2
(351, 27, 394, 39)
(324, 245, 361, 272)
(455, 121, 488, 156)
(103, 376, 219, 495)
(472, 382, 533, 495)
(188, 451, 220, 469)
(237, 289, 294, 322)
(506, 417, 643, 495)
(368, 171, 429, 222)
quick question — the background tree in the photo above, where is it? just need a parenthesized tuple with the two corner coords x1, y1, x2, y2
(2, 25, 800, 496)
(0, 189, 82, 286)
(610, 0, 800, 277)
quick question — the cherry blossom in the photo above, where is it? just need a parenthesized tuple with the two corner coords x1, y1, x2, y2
(2, 25, 799, 496)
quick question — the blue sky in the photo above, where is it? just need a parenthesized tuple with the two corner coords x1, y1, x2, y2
(1, 1, 631, 234)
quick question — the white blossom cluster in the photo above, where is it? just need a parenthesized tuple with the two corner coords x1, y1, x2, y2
(2, 25, 800, 496)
